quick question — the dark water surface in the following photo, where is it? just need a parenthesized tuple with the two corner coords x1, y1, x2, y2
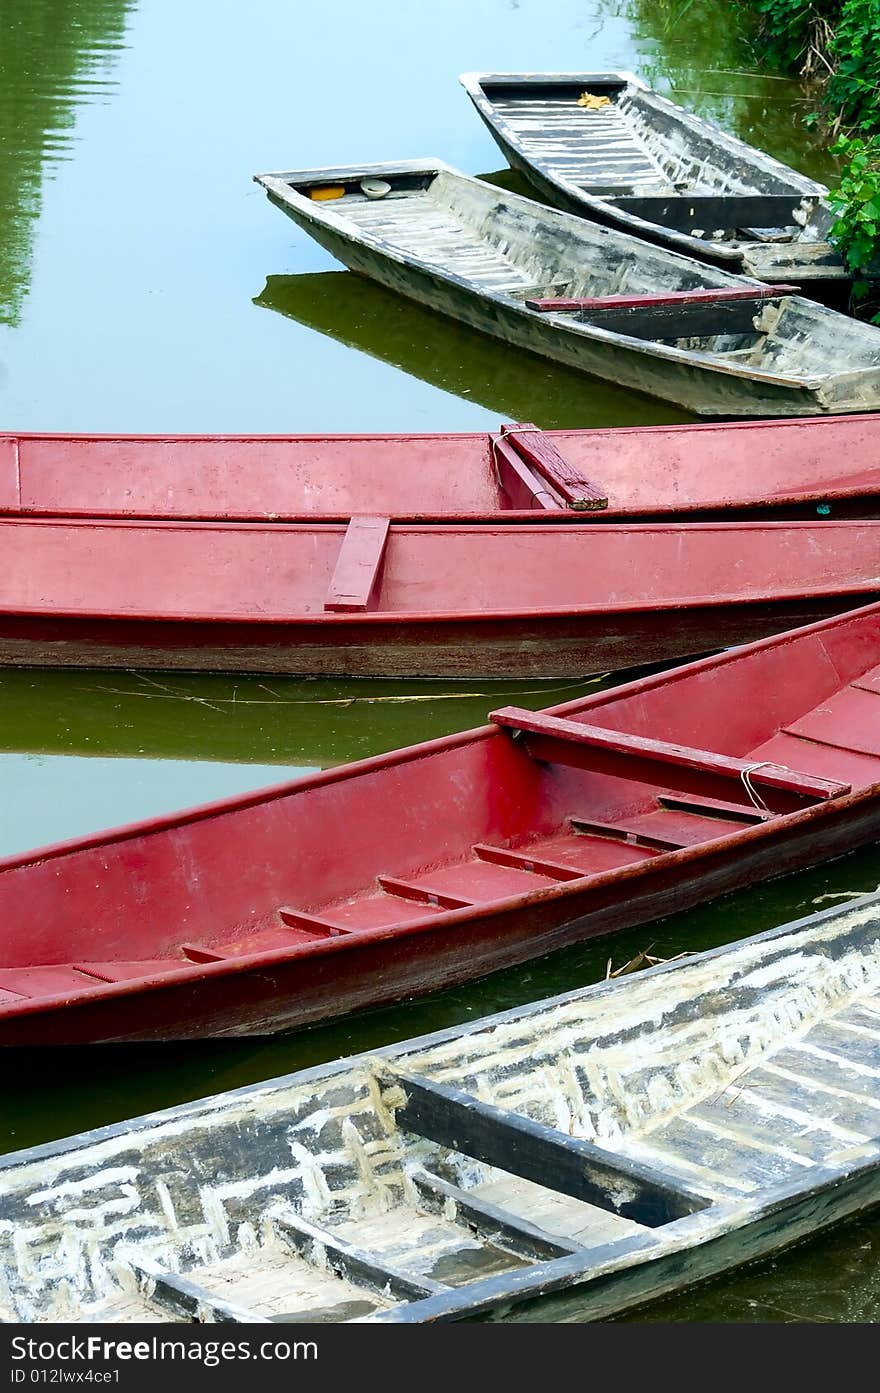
(0, 0, 875, 1324)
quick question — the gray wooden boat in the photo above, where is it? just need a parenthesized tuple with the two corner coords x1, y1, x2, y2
(3, 891, 880, 1323)
(460, 71, 846, 294)
(253, 160, 880, 417)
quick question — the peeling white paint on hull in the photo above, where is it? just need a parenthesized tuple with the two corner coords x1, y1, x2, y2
(2, 892, 880, 1323)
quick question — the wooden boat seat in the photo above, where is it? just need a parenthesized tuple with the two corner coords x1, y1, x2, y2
(612, 193, 811, 235)
(490, 435, 564, 511)
(125, 1256, 273, 1324)
(526, 286, 798, 341)
(409, 1167, 586, 1259)
(526, 286, 799, 314)
(500, 422, 608, 510)
(324, 515, 389, 612)
(490, 707, 851, 807)
(384, 1066, 711, 1227)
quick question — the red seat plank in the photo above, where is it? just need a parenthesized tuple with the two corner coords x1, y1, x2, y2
(850, 664, 880, 695)
(376, 875, 474, 909)
(324, 515, 390, 612)
(569, 818, 679, 852)
(657, 793, 771, 824)
(0, 966, 106, 998)
(0, 438, 20, 512)
(490, 435, 562, 512)
(502, 422, 608, 511)
(276, 906, 353, 938)
(490, 706, 850, 801)
(526, 285, 798, 313)
(472, 842, 587, 881)
(180, 943, 227, 962)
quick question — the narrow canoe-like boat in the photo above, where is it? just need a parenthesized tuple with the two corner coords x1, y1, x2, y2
(4, 516, 880, 676)
(6, 417, 880, 521)
(3, 890, 880, 1323)
(253, 160, 880, 417)
(460, 72, 846, 294)
(6, 599, 880, 1044)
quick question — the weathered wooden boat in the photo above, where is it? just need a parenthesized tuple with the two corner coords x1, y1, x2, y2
(6, 416, 880, 521)
(460, 72, 846, 295)
(4, 515, 880, 676)
(253, 160, 880, 417)
(3, 890, 880, 1323)
(6, 599, 880, 1044)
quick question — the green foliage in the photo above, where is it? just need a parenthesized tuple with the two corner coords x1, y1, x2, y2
(827, 135, 880, 286)
(747, 0, 880, 306)
(749, 0, 880, 134)
(827, 0, 880, 134)
(752, 0, 837, 72)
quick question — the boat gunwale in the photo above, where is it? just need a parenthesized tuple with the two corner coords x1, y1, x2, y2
(254, 165, 850, 392)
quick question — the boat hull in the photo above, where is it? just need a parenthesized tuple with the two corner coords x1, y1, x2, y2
(0, 593, 869, 678)
(7, 421, 880, 522)
(268, 195, 846, 419)
(495, 140, 849, 308)
(493, 1163, 880, 1323)
(2, 780, 878, 1045)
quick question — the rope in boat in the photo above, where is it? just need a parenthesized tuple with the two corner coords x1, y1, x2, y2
(740, 762, 774, 814)
(489, 423, 546, 489)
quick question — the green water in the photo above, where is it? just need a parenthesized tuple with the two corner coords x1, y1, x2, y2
(0, 0, 876, 1324)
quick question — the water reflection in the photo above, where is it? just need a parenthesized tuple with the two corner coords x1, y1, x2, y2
(254, 268, 689, 429)
(0, 666, 604, 765)
(0, 0, 133, 325)
(0, 665, 606, 855)
(601, 0, 839, 182)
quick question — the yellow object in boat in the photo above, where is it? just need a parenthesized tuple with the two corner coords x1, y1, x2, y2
(577, 92, 611, 109)
(309, 185, 346, 201)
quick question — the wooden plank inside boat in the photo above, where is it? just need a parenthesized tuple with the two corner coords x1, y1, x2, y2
(324, 514, 390, 611)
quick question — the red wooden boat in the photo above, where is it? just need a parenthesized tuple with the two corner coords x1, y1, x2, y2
(4, 514, 880, 676)
(3, 416, 880, 522)
(4, 598, 880, 1044)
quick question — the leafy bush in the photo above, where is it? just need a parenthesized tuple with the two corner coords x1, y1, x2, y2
(827, 135, 880, 302)
(827, 0, 880, 134)
(752, 0, 838, 75)
(748, 0, 880, 304)
(750, 0, 880, 133)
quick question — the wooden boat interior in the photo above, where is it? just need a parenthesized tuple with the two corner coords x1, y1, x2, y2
(2, 516, 879, 622)
(2, 892, 879, 1322)
(5, 420, 880, 522)
(468, 74, 831, 245)
(0, 429, 607, 519)
(279, 166, 880, 383)
(1, 603, 880, 1018)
